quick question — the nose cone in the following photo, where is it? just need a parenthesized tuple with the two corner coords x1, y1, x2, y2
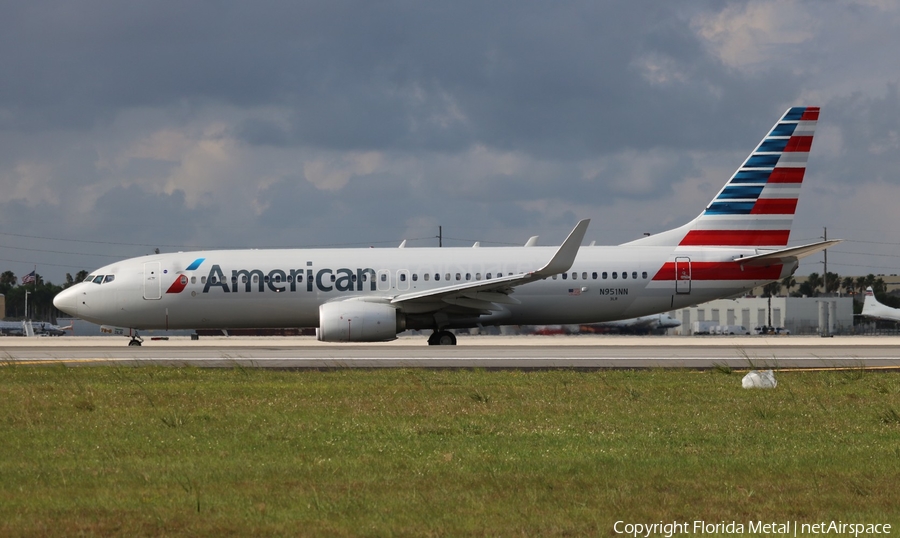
(53, 287, 78, 316)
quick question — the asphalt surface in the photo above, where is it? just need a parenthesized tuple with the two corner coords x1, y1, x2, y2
(2, 335, 899, 369)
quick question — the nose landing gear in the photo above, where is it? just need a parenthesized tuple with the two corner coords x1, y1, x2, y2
(128, 333, 143, 346)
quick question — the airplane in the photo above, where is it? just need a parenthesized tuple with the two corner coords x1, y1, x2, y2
(0, 320, 72, 336)
(54, 106, 840, 346)
(592, 313, 681, 333)
(529, 314, 680, 335)
(861, 286, 900, 322)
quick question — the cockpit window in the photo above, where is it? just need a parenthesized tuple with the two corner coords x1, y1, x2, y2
(92, 275, 104, 284)
(85, 275, 96, 282)
(104, 275, 115, 283)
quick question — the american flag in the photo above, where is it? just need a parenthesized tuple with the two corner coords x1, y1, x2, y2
(21, 270, 36, 285)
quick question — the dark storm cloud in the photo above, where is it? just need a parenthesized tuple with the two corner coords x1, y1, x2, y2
(3, 0, 900, 283)
(2, 1, 798, 157)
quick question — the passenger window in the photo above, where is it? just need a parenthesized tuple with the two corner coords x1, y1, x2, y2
(486, 273, 492, 279)
(288, 275, 294, 283)
(210, 276, 217, 284)
(424, 273, 430, 281)
(380, 274, 387, 282)
(572, 272, 577, 280)
(602, 272, 608, 279)
(612, 272, 617, 279)
(298, 274, 303, 282)
(562, 273, 568, 280)
(412, 274, 417, 281)
(435, 274, 440, 281)
(476, 273, 481, 280)
(622, 272, 628, 280)
(592, 272, 597, 280)
(264, 275, 270, 283)
(466, 273, 471, 280)
(201, 277, 207, 284)
(191, 276, 196, 284)
(632, 272, 637, 279)
(446, 273, 451, 281)
(351, 274, 357, 282)
(582, 272, 587, 280)
(330, 274, 336, 282)
(400, 274, 407, 282)
(552, 275, 557, 280)
(642, 271, 648, 279)
(456, 273, 461, 281)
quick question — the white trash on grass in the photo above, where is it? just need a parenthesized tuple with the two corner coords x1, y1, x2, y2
(742, 370, 777, 389)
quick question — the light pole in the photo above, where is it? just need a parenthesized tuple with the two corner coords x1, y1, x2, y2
(25, 291, 30, 320)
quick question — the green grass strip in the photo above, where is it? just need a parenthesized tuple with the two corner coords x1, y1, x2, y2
(1, 366, 899, 536)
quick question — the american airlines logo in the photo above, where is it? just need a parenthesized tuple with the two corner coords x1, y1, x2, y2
(201, 264, 379, 294)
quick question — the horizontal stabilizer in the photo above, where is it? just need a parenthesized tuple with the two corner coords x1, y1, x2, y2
(736, 240, 842, 267)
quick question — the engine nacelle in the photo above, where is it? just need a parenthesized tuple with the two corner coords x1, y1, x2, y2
(316, 300, 404, 342)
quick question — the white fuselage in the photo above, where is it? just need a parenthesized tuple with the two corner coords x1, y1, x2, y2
(55, 243, 794, 331)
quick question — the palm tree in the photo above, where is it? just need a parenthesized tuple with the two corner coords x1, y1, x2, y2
(762, 281, 781, 297)
(841, 276, 854, 296)
(825, 272, 841, 294)
(781, 275, 796, 295)
(855, 276, 867, 295)
(806, 272, 823, 295)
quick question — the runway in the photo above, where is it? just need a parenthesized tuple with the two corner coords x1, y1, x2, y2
(2, 335, 899, 369)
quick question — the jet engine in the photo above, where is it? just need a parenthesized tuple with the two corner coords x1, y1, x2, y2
(316, 299, 405, 342)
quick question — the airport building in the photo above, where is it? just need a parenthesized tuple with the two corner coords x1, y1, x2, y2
(666, 296, 854, 335)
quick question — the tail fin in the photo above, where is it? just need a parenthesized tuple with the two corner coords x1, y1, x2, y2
(861, 286, 900, 321)
(626, 106, 819, 248)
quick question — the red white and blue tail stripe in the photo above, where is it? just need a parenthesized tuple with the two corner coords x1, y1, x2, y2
(680, 106, 818, 247)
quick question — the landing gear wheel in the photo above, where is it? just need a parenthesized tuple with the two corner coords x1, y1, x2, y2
(427, 330, 457, 346)
(128, 334, 143, 347)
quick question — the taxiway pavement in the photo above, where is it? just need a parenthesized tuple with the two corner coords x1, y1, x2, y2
(2, 335, 899, 369)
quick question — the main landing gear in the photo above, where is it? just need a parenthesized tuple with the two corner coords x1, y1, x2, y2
(427, 330, 457, 346)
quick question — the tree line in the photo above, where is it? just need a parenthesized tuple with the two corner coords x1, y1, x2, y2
(1, 270, 88, 321)
(761, 272, 900, 312)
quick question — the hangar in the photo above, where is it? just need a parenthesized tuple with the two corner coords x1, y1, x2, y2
(666, 296, 854, 335)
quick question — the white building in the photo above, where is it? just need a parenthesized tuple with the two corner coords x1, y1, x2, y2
(667, 296, 854, 335)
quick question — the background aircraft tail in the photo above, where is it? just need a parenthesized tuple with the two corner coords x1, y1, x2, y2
(860, 286, 900, 321)
(626, 106, 819, 248)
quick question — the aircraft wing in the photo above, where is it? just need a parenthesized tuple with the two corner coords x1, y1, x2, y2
(391, 219, 590, 310)
(736, 240, 842, 267)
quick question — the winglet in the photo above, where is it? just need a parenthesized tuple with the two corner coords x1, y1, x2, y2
(533, 219, 590, 277)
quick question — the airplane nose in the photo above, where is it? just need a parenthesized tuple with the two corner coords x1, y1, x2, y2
(53, 288, 78, 316)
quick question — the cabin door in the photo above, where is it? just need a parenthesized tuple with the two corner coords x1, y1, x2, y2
(143, 262, 162, 300)
(674, 257, 691, 294)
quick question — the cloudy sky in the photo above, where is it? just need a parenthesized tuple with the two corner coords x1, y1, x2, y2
(2, 0, 900, 285)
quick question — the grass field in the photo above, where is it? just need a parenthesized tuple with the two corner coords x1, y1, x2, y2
(1, 365, 899, 536)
